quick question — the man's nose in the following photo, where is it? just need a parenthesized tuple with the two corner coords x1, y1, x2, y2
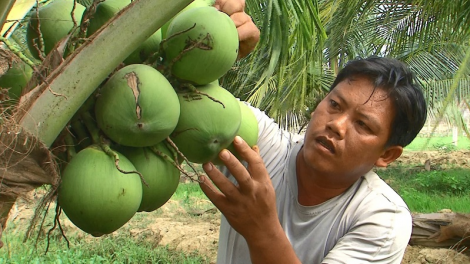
(326, 114, 347, 139)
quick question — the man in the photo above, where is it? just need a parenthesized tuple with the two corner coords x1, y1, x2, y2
(209, 1, 427, 263)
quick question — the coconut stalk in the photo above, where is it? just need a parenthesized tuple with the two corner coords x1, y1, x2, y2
(15, 0, 194, 148)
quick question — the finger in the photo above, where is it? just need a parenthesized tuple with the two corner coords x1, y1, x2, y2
(238, 29, 260, 58)
(198, 174, 228, 209)
(232, 136, 267, 180)
(252, 145, 260, 154)
(229, 12, 250, 28)
(218, 148, 254, 190)
(230, 13, 260, 58)
(237, 20, 260, 44)
(202, 162, 241, 199)
(214, 0, 245, 15)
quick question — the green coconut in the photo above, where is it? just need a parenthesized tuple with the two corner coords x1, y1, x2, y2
(235, 101, 259, 148)
(170, 83, 241, 164)
(213, 101, 259, 165)
(120, 143, 180, 212)
(124, 30, 162, 64)
(58, 145, 142, 236)
(163, 6, 239, 85)
(87, 0, 162, 64)
(95, 64, 180, 147)
(86, 0, 131, 36)
(0, 57, 33, 101)
(161, 0, 216, 39)
(26, 0, 85, 59)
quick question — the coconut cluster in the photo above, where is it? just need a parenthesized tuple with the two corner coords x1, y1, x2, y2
(18, 0, 259, 236)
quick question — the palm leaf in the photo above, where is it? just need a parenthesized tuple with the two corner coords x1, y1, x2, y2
(222, 0, 470, 132)
(222, 0, 328, 128)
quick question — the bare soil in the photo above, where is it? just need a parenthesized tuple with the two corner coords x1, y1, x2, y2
(3, 150, 470, 263)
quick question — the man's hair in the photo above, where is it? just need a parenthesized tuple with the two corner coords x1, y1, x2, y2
(329, 56, 427, 147)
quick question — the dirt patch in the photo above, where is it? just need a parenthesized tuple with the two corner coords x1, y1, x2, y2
(402, 246, 470, 264)
(3, 150, 470, 263)
(395, 150, 469, 169)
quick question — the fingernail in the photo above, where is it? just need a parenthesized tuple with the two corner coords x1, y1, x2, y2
(220, 149, 230, 160)
(198, 175, 205, 182)
(203, 163, 213, 172)
(252, 145, 260, 154)
(234, 136, 243, 145)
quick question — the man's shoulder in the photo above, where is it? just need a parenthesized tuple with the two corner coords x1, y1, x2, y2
(357, 171, 409, 212)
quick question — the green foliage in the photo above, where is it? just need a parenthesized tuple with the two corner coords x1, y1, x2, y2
(400, 189, 470, 214)
(412, 169, 470, 195)
(379, 166, 470, 213)
(405, 136, 470, 151)
(231, 0, 470, 132)
(0, 232, 209, 263)
(431, 142, 459, 152)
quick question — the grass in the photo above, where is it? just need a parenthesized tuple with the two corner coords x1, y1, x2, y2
(406, 135, 470, 151)
(378, 166, 470, 213)
(0, 183, 214, 264)
(1, 231, 209, 264)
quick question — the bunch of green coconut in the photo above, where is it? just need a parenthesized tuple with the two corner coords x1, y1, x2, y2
(17, 0, 259, 237)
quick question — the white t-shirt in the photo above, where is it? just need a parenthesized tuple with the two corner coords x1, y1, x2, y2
(216, 105, 412, 264)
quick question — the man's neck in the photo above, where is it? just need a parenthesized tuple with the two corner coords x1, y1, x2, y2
(295, 148, 359, 206)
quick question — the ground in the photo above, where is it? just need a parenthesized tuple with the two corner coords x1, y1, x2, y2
(4, 150, 470, 263)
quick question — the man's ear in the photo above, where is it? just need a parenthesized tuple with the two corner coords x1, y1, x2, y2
(375, 146, 403, 168)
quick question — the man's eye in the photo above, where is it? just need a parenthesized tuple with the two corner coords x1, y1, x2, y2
(329, 99, 339, 108)
(357, 120, 370, 130)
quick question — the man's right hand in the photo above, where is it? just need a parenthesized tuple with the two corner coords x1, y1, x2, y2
(214, 0, 260, 59)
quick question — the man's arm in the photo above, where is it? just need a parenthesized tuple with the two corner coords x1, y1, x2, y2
(202, 2, 300, 262)
(199, 136, 302, 264)
(214, 0, 260, 59)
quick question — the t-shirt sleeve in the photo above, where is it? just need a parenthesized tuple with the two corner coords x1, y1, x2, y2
(322, 201, 412, 264)
(244, 103, 299, 180)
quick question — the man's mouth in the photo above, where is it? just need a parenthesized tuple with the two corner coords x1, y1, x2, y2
(316, 136, 335, 154)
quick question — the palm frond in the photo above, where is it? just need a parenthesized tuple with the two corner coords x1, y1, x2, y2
(222, 0, 328, 127)
(221, 0, 470, 132)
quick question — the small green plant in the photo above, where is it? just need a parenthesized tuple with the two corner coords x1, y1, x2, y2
(405, 136, 470, 151)
(412, 169, 470, 195)
(378, 166, 470, 213)
(0, 231, 210, 263)
(432, 142, 458, 152)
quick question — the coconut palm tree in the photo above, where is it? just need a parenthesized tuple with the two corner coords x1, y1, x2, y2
(2, 0, 469, 137)
(224, 0, 470, 133)
(1, 0, 469, 246)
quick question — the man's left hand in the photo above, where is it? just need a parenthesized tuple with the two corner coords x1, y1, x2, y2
(199, 136, 279, 242)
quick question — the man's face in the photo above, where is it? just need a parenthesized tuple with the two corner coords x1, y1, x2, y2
(301, 76, 398, 186)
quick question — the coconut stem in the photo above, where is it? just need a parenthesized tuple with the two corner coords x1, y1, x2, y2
(149, 144, 198, 182)
(165, 137, 203, 182)
(63, 130, 77, 160)
(74, 0, 105, 52)
(32, 1, 46, 61)
(70, 117, 92, 150)
(0, 37, 37, 69)
(80, 111, 100, 145)
(179, 82, 225, 108)
(100, 141, 149, 187)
